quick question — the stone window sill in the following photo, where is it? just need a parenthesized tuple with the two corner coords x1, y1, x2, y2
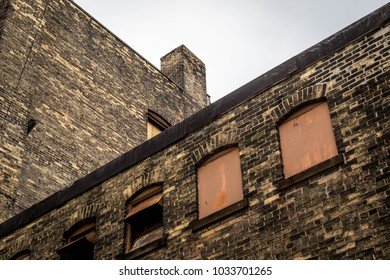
(191, 198, 249, 232)
(120, 236, 167, 260)
(276, 153, 345, 190)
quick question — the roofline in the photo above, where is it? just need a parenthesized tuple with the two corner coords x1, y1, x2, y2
(67, 0, 184, 92)
(1, 3, 389, 238)
(160, 44, 206, 67)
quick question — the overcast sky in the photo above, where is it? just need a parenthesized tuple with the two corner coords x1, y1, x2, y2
(72, 0, 388, 102)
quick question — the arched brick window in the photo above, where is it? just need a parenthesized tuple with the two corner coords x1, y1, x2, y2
(11, 250, 31, 260)
(124, 185, 164, 256)
(197, 147, 244, 219)
(147, 110, 170, 139)
(279, 102, 338, 178)
(57, 219, 96, 260)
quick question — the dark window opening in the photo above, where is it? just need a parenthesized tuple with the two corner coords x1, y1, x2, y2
(57, 220, 96, 260)
(125, 185, 164, 254)
(10, 250, 31, 260)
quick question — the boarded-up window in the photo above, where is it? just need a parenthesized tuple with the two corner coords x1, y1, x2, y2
(125, 185, 163, 254)
(147, 110, 171, 139)
(57, 220, 96, 260)
(279, 102, 338, 178)
(197, 147, 244, 219)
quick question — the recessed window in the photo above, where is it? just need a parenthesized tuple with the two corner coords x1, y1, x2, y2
(197, 147, 244, 219)
(279, 102, 338, 178)
(147, 121, 163, 139)
(147, 110, 170, 139)
(11, 250, 31, 260)
(125, 185, 164, 254)
(57, 220, 96, 260)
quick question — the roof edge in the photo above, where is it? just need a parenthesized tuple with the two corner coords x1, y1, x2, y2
(67, 0, 183, 91)
(1, 2, 389, 238)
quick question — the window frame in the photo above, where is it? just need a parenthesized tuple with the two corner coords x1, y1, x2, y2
(147, 110, 171, 139)
(277, 101, 344, 189)
(124, 185, 166, 258)
(57, 219, 96, 260)
(10, 250, 31, 260)
(279, 102, 339, 179)
(192, 146, 248, 231)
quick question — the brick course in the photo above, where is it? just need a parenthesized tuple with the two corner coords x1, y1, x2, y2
(0, 0, 207, 221)
(0, 2, 389, 260)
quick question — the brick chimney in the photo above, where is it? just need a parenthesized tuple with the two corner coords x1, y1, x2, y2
(161, 45, 208, 116)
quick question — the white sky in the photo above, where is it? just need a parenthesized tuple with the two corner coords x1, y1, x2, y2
(72, 0, 388, 102)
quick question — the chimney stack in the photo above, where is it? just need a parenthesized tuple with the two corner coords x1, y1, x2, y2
(161, 45, 208, 116)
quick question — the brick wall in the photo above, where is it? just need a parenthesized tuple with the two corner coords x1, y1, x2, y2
(0, 3, 388, 260)
(161, 45, 208, 116)
(0, 0, 7, 40)
(0, 0, 207, 222)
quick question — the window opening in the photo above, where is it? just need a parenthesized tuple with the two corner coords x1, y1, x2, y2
(125, 185, 164, 254)
(147, 110, 170, 139)
(279, 102, 338, 178)
(57, 220, 96, 260)
(10, 250, 31, 260)
(197, 147, 244, 219)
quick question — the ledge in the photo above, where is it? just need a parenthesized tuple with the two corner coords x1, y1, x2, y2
(119, 236, 167, 260)
(1, 3, 388, 238)
(276, 154, 345, 190)
(191, 198, 249, 232)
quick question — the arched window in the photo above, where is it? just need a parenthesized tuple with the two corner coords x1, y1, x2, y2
(124, 185, 164, 255)
(147, 110, 171, 139)
(57, 219, 96, 260)
(197, 147, 244, 219)
(279, 102, 338, 178)
(11, 250, 31, 260)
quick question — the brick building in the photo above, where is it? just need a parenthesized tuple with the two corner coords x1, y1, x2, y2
(0, 1, 389, 259)
(0, 0, 207, 222)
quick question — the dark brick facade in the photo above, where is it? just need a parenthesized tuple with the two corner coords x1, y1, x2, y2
(0, 0, 207, 222)
(0, 0, 7, 40)
(0, 2, 389, 260)
(161, 45, 208, 115)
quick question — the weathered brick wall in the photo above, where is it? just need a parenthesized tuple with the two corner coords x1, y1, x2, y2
(0, 0, 7, 40)
(0, 0, 37, 222)
(161, 45, 208, 117)
(0, 5, 388, 260)
(0, 0, 206, 222)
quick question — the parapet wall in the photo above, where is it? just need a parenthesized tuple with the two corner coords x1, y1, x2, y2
(0, 2, 388, 260)
(0, 0, 206, 222)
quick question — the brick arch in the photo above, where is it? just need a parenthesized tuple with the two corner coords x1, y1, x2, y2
(66, 204, 99, 231)
(123, 168, 165, 200)
(7, 240, 31, 259)
(140, 168, 165, 188)
(10, 249, 31, 260)
(272, 84, 327, 124)
(191, 128, 239, 166)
